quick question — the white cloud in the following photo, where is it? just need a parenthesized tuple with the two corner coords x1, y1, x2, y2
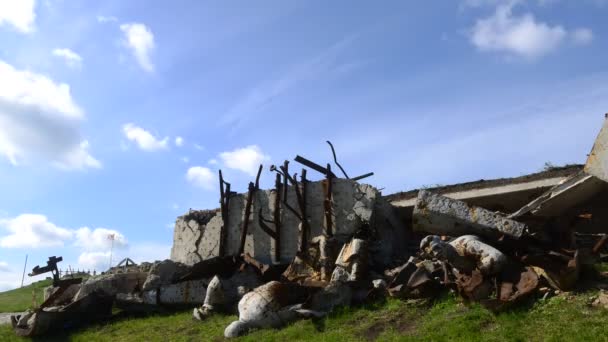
(194, 143, 204, 151)
(186, 166, 215, 190)
(571, 28, 593, 45)
(74, 227, 128, 251)
(120, 23, 155, 72)
(208, 158, 218, 165)
(78, 251, 111, 270)
(78, 242, 170, 271)
(0, 60, 101, 170)
(127, 242, 170, 264)
(0, 214, 73, 248)
(181, 156, 189, 163)
(175, 136, 184, 147)
(0, 261, 10, 272)
(96, 15, 117, 23)
(219, 145, 269, 176)
(122, 123, 168, 151)
(0, 0, 36, 33)
(470, 3, 568, 59)
(53, 140, 101, 170)
(52, 48, 83, 68)
(461, 0, 556, 8)
(0, 280, 20, 292)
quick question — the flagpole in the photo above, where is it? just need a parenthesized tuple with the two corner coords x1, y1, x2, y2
(20, 254, 28, 288)
(109, 236, 114, 270)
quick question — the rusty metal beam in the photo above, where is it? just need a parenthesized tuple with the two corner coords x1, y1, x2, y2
(294, 155, 336, 177)
(351, 172, 374, 182)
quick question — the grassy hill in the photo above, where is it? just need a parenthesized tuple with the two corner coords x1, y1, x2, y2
(0, 279, 52, 313)
(0, 290, 607, 341)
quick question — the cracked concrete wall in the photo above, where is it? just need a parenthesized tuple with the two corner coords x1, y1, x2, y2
(171, 210, 222, 265)
(171, 179, 405, 266)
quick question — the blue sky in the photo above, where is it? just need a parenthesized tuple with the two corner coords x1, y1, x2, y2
(1, 0, 607, 291)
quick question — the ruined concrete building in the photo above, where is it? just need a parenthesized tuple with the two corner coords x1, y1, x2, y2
(11, 116, 608, 338)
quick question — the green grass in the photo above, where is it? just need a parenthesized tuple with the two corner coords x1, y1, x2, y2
(0, 279, 52, 313)
(2, 265, 607, 341)
(1, 291, 607, 342)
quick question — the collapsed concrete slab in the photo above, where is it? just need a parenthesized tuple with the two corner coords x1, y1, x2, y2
(413, 190, 527, 240)
(73, 272, 148, 301)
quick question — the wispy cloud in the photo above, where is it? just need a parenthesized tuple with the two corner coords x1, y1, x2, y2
(219, 35, 359, 129)
(96, 15, 117, 23)
(0, 261, 11, 272)
(52, 48, 83, 68)
(120, 22, 155, 72)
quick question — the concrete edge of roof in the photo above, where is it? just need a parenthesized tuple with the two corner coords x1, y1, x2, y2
(383, 164, 584, 203)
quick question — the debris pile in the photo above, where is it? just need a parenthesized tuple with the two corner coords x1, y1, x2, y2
(10, 118, 608, 338)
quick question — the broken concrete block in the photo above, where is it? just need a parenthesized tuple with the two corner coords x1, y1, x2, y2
(413, 190, 526, 239)
(171, 210, 222, 265)
(448, 235, 508, 275)
(43, 284, 81, 305)
(335, 238, 368, 281)
(142, 259, 191, 291)
(224, 281, 310, 338)
(73, 272, 148, 301)
(157, 279, 208, 305)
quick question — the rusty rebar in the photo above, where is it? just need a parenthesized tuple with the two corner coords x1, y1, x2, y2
(300, 169, 309, 253)
(326, 140, 349, 179)
(218, 170, 230, 256)
(274, 172, 282, 261)
(239, 182, 256, 255)
(254, 164, 263, 189)
(324, 163, 334, 237)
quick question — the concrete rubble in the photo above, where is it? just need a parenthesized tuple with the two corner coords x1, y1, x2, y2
(10, 118, 608, 338)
